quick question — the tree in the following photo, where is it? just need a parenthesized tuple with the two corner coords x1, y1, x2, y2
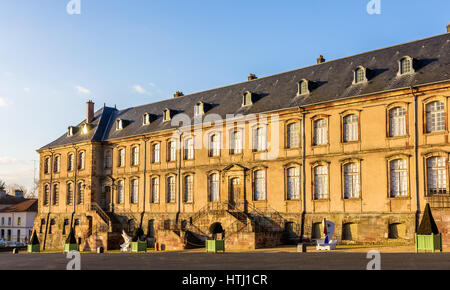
(0, 179, 6, 191)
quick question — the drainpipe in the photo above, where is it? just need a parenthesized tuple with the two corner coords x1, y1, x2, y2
(43, 151, 54, 250)
(140, 137, 149, 229)
(70, 146, 79, 228)
(176, 130, 182, 224)
(300, 108, 307, 242)
(410, 86, 421, 230)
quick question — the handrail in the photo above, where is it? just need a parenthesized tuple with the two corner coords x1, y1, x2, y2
(90, 202, 111, 225)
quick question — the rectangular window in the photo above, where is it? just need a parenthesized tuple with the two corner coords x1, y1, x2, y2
(117, 181, 124, 204)
(118, 149, 125, 167)
(231, 130, 243, 154)
(253, 127, 267, 152)
(314, 119, 327, 145)
(167, 176, 176, 203)
(168, 141, 176, 161)
(254, 170, 266, 200)
(68, 154, 74, 171)
(210, 174, 220, 201)
(390, 159, 408, 197)
(132, 147, 139, 166)
(131, 179, 139, 203)
(152, 144, 160, 163)
(184, 175, 193, 203)
(426, 101, 446, 133)
(389, 107, 406, 137)
(287, 123, 299, 148)
(343, 115, 358, 142)
(427, 157, 447, 195)
(287, 167, 300, 200)
(314, 166, 328, 199)
(344, 163, 360, 198)
(209, 134, 220, 157)
(184, 139, 194, 160)
(151, 178, 159, 203)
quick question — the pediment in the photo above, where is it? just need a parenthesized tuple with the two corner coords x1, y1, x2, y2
(223, 164, 248, 172)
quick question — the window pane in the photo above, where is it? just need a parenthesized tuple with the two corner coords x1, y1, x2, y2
(389, 107, 406, 137)
(254, 170, 266, 200)
(390, 159, 408, 197)
(426, 102, 445, 133)
(314, 166, 328, 199)
(427, 157, 447, 195)
(343, 115, 358, 142)
(287, 167, 299, 200)
(344, 163, 359, 198)
(314, 119, 327, 145)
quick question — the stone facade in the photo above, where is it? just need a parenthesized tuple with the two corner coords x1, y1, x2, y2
(34, 33, 450, 251)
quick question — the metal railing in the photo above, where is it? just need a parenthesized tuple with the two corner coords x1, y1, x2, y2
(426, 195, 450, 208)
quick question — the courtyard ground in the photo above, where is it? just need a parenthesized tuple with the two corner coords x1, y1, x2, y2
(0, 245, 449, 270)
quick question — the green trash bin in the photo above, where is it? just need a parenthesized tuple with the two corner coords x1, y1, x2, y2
(206, 240, 225, 253)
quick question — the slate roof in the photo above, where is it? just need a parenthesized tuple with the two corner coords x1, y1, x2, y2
(0, 199, 37, 212)
(40, 33, 450, 150)
(0, 196, 26, 205)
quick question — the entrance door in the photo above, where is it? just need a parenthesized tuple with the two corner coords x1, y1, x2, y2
(229, 178, 240, 208)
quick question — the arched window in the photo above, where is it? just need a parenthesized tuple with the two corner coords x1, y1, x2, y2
(389, 107, 406, 137)
(131, 179, 139, 203)
(287, 122, 299, 148)
(68, 154, 74, 171)
(426, 101, 445, 133)
(151, 177, 159, 203)
(314, 165, 328, 199)
(254, 170, 266, 201)
(77, 182, 84, 204)
(298, 80, 309, 95)
(52, 184, 59, 205)
(253, 127, 266, 152)
(343, 163, 359, 198)
(184, 175, 193, 203)
(118, 149, 125, 167)
(117, 180, 124, 204)
(209, 173, 220, 201)
(286, 167, 300, 200)
(66, 182, 73, 205)
(78, 152, 85, 170)
(184, 138, 194, 160)
(343, 114, 358, 142)
(209, 134, 220, 157)
(105, 150, 112, 169)
(152, 143, 160, 163)
(167, 176, 176, 203)
(131, 146, 139, 166)
(313, 119, 327, 145)
(390, 159, 408, 197)
(43, 185, 49, 205)
(427, 156, 447, 195)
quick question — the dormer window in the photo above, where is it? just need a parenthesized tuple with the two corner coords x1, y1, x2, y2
(297, 79, 310, 96)
(353, 66, 367, 84)
(116, 119, 123, 130)
(194, 102, 204, 116)
(81, 123, 90, 135)
(142, 113, 151, 126)
(68, 126, 75, 137)
(398, 56, 414, 75)
(242, 91, 253, 107)
(163, 109, 171, 122)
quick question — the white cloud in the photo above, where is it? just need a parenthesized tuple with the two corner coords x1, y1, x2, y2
(132, 85, 150, 95)
(0, 156, 18, 165)
(148, 82, 156, 87)
(23, 88, 31, 93)
(75, 85, 91, 95)
(0, 97, 11, 107)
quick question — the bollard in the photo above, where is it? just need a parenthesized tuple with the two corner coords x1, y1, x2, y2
(96, 247, 104, 254)
(297, 243, 307, 253)
(12, 248, 19, 254)
(155, 242, 159, 251)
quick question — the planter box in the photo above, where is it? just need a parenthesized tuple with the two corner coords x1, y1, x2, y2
(64, 243, 79, 252)
(206, 240, 225, 253)
(27, 244, 40, 253)
(131, 241, 147, 252)
(415, 234, 442, 253)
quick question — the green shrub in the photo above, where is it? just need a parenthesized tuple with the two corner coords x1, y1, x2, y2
(132, 227, 144, 242)
(65, 228, 77, 244)
(29, 231, 40, 246)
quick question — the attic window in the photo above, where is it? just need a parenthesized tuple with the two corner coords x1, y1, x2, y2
(143, 113, 151, 125)
(163, 109, 171, 122)
(297, 79, 310, 96)
(81, 123, 90, 135)
(68, 126, 75, 137)
(116, 119, 123, 130)
(353, 67, 367, 84)
(194, 102, 204, 116)
(399, 56, 414, 75)
(242, 91, 253, 107)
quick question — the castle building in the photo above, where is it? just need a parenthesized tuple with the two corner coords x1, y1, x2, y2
(34, 27, 450, 251)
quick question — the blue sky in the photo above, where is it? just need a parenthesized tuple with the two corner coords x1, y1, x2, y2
(0, 0, 449, 193)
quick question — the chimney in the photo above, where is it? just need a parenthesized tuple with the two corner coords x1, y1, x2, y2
(174, 91, 184, 98)
(248, 73, 258, 81)
(317, 55, 326, 64)
(447, 22, 450, 33)
(86, 100, 94, 123)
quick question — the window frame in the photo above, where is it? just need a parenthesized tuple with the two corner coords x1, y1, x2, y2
(387, 155, 411, 199)
(386, 103, 409, 138)
(252, 168, 267, 201)
(341, 159, 361, 199)
(424, 153, 449, 196)
(341, 112, 360, 143)
(208, 172, 221, 202)
(311, 115, 329, 146)
(150, 176, 160, 204)
(312, 161, 330, 200)
(229, 128, 244, 155)
(183, 174, 194, 203)
(151, 142, 161, 164)
(284, 163, 301, 201)
(130, 178, 139, 204)
(208, 132, 221, 157)
(424, 98, 448, 134)
(131, 145, 140, 167)
(166, 174, 177, 203)
(286, 120, 301, 149)
(398, 56, 415, 76)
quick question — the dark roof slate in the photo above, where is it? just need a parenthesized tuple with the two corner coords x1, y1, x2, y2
(41, 33, 450, 149)
(0, 199, 38, 213)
